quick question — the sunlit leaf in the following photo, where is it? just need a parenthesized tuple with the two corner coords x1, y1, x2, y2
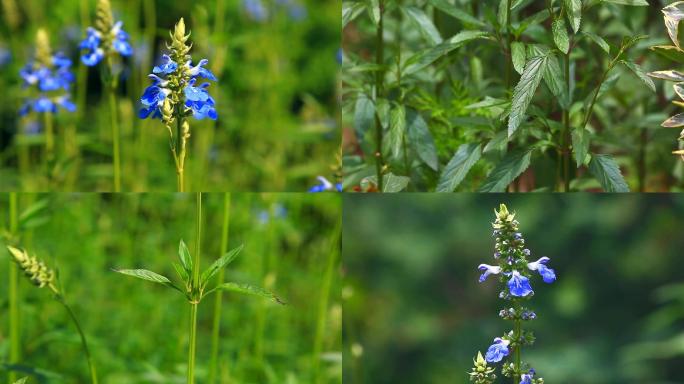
(402, 6, 442, 45)
(511, 42, 526, 75)
(113, 269, 182, 293)
(427, 0, 485, 27)
(212, 282, 284, 304)
(552, 18, 570, 54)
(437, 144, 482, 192)
(564, 0, 582, 33)
(662, 113, 684, 127)
(648, 70, 684, 82)
(508, 55, 549, 136)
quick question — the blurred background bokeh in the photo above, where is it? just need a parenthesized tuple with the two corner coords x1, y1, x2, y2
(343, 194, 684, 383)
(0, 0, 340, 191)
(0, 193, 341, 383)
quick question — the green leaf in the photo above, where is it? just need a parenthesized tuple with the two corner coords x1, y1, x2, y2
(663, 2, 684, 48)
(362, 173, 411, 192)
(648, 70, 684, 82)
(427, 0, 485, 27)
(342, 2, 366, 28)
(201, 244, 245, 286)
(478, 149, 533, 192)
(178, 239, 192, 274)
(511, 42, 526, 75)
(508, 55, 549, 137)
(571, 128, 590, 167)
(368, 0, 381, 25)
(354, 94, 375, 137)
(402, 6, 442, 45)
(406, 110, 438, 171)
(436, 143, 482, 192)
(113, 269, 182, 292)
(588, 154, 630, 192)
(173, 262, 189, 284)
(582, 31, 610, 53)
(601, 0, 649, 5)
(674, 83, 684, 100)
(404, 31, 488, 76)
(620, 60, 655, 92)
(564, 0, 582, 33)
(498, 0, 508, 29)
(650, 45, 684, 64)
(544, 53, 570, 109)
(662, 113, 684, 127)
(552, 18, 570, 54)
(13, 378, 28, 384)
(388, 104, 406, 160)
(212, 282, 284, 304)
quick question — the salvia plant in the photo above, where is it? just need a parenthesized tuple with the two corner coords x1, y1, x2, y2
(647, 1, 684, 160)
(5, 246, 99, 384)
(342, 0, 654, 192)
(19, 29, 76, 162)
(139, 18, 218, 192)
(113, 193, 282, 384)
(470, 204, 556, 384)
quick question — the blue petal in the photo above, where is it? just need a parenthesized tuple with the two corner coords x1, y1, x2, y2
(508, 272, 533, 297)
(57, 96, 76, 112)
(113, 37, 133, 56)
(153, 55, 177, 74)
(81, 49, 104, 66)
(33, 97, 56, 113)
(484, 340, 509, 363)
(538, 265, 556, 283)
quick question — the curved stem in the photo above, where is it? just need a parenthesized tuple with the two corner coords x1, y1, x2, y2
(108, 87, 121, 192)
(208, 193, 231, 384)
(8, 192, 19, 384)
(56, 296, 98, 384)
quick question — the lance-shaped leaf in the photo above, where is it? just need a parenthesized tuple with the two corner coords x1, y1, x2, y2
(552, 18, 570, 54)
(427, 0, 485, 27)
(354, 94, 375, 138)
(402, 6, 442, 45)
(564, 0, 582, 33)
(178, 239, 192, 274)
(478, 149, 534, 192)
(361, 173, 410, 192)
(200, 244, 245, 286)
(572, 127, 590, 167)
(662, 113, 684, 127)
(173, 262, 189, 284)
(342, 2, 366, 28)
(113, 269, 182, 293)
(588, 154, 630, 192)
(511, 42, 526, 75)
(601, 0, 649, 5)
(650, 45, 684, 63)
(508, 55, 549, 137)
(663, 1, 684, 48)
(388, 104, 406, 160)
(437, 143, 482, 192)
(544, 53, 570, 109)
(582, 31, 610, 53)
(210, 282, 284, 304)
(621, 60, 655, 92)
(648, 70, 684, 82)
(406, 110, 438, 171)
(404, 31, 488, 76)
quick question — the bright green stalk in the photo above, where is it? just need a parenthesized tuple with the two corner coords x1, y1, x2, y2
(312, 217, 341, 383)
(44, 112, 54, 162)
(108, 86, 121, 192)
(188, 192, 203, 384)
(53, 292, 98, 384)
(374, 0, 385, 191)
(8, 193, 19, 384)
(208, 193, 231, 384)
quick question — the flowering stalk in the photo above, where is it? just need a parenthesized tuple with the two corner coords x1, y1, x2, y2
(79, 0, 132, 191)
(470, 204, 556, 384)
(139, 18, 218, 192)
(6, 246, 98, 384)
(8, 193, 20, 384)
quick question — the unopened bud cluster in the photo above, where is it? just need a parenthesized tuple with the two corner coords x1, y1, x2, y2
(7, 246, 57, 291)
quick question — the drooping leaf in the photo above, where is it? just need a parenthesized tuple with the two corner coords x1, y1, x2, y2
(201, 244, 245, 286)
(552, 18, 570, 54)
(212, 282, 284, 304)
(601, 0, 649, 6)
(571, 127, 590, 167)
(178, 239, 192, 274)
(564, 0, 582, 33)
(342, 2, 366, 28)
(544, 53, 570, 109)
(406, 110, 438, 171)
(588, 154, 630, 192)
(427, 0, 485, 27)
(662, 113, 684, 127)
(620, 60, 655, 92)
(511, 42, 526, 75)
(354, 94, 375, 137)
(402, 6, 442, 45)
(648, 70, 684, 82)
(662, 1, 684, 48)
(388, 104, 406, 160)
(404, 31, 489, 76)
(113, 269, 182, 292)
(437, 144, 482, 192)
(582, 31, 610, 53)
(508, 55, 549, 136)
(478, 149, 534, 192)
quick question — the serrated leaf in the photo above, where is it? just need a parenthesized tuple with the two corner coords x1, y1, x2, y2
(571, 128, 590, 167)
(212, 282, 284, 304)
(588, 154, 630, 192)
(368, 0, 381, 25)
(662, 113, 684, 127)
(406, 110, 438, 170)
(552, 18, 570, 54)
(478, 149, 533, 192)
(601, 0, 648, 5)
(404, 31, 488, 76)
(113, 269, 182, 292)
(621, 60, 655, 92)
(402, 6, 442, 45)
(648, 70, 684, 82)
(436, 143, 482, 192)
(201, 244, 244, 286)
(388, 104, 406, 160)
(508, 55, 549, 136)
(342, 2, 366, 28)
(427, 0, 485, 27)
(544, 53, 570, 109)
(354, 94, 375, 137)
(178, 240, 192, 274)
(511, 42, 526, 75)
(582, 31, 610, 53)
(564, 0, 582, 33)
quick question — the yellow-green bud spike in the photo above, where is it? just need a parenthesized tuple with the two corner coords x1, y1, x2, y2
(95, 0, 113, 34)
(6, 246, 58, 293)
(35, 29, 52, 68)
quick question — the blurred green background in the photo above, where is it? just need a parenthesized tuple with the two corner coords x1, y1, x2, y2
(343, 194, 684, 383)
(0, 192, 341, 383)
(0, 0, 340, 191)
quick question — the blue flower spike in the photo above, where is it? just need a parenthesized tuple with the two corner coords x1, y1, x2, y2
(470, 204, 552, 384)
(79, 0, 132, 68)
(309, 176, 342, 193)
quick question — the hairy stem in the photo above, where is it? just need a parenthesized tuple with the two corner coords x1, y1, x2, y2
(55, 294, 98, 384)
(108, 87, 121, 192)
(8, 192, 19, 384)
(374, 0, 385, 191)
(208, 193, 231, 384)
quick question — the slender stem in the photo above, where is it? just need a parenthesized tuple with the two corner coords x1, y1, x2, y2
(638, 128, 647, 192)
(562, 51, 571, 192)
(44, 111, 54, 161)
(513, 299, 522, 382)
(505, 0, 513, 90)
(208, 193, 231, 384)
(188, 303, 199, 384)
(374, 0, 385, 191)
(187, 192, 202, 384)
(55, 296, 98, 384)
(8, 193, 19, 384)
(108, 87, 121, 192)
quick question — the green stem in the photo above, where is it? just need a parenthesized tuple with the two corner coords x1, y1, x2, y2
(505, 0, 513, 90)
(638, 128, 647, 192)
(108, 87, 121, 192)
(514, 300, 522, 382)
(8, 192, 19, 384)
(55, 295, 98, 384)
(208, 193, 231, 384)
(562, 51, 571, 192)
(44, 111, 54, 161)
(188, 303, 199, 384)
(187, 192, 202, 384)
(374, 0, 385, 191)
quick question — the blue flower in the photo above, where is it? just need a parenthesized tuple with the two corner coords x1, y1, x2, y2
(507, 270, 533, 297)
(55, 95, 76, 112)
(309, 176, 341, 192)
(19, 53, 76, 116)
(33, 96, 56, 113)
(111, 21, 133, 56)
(186, 59, 218, 81)
(153, 55, 178, 75)
(80, 20, 132, 66)
(520, 369, 535, 384)
(527, 257, 556, 283)
(485, 337, 510, 363)
(243, 0, 268, 21)
(477, 264, 501, 282)
(184, 79, 217, 120)
(79, 28, 104, 66)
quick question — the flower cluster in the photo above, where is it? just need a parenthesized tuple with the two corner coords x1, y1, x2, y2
(139, 19, 217, 122)
(19, 30, 75, 116)
(469, 204, 554, 384)
(309, 176, 342, 192)
(6, 246, 57, 292)
(79, 0, 132, 66)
